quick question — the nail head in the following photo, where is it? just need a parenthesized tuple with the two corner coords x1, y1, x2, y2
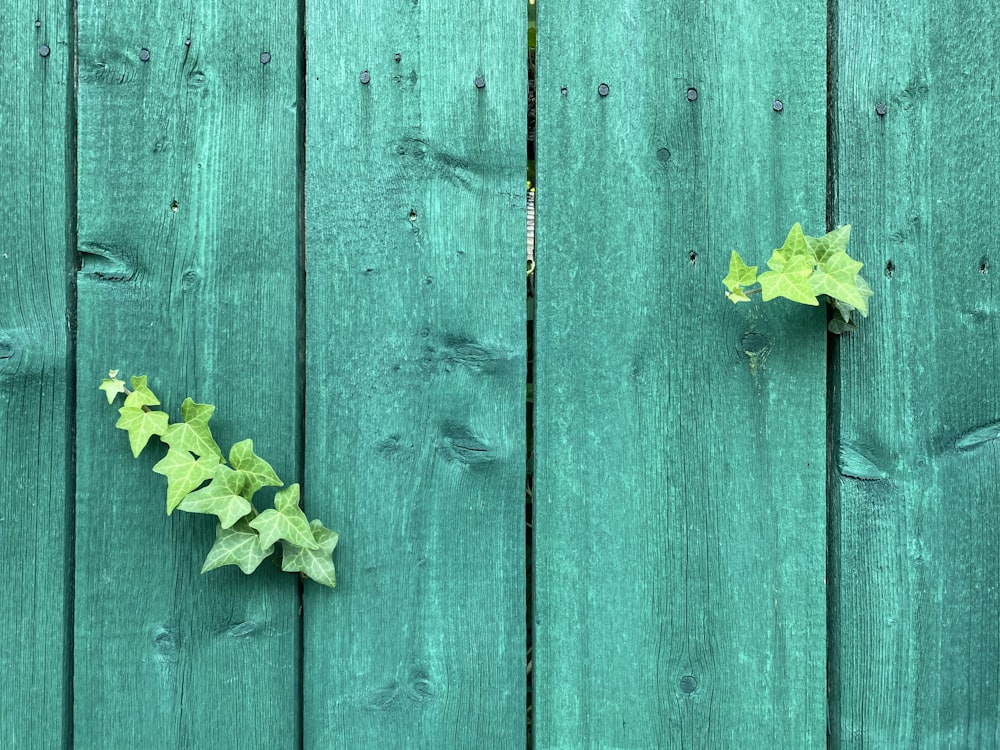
(686, 87, 698, 101)
(475, 75, 486, 89)
(772, 99, 784, 112)
(184, 37, 191, 47)
(260, 52, 271, 65)
(560, 86, 568, 96)
(39, 45, 51, 58)
(598, 83, 610, 97)
(360, 70, 371, 84)
(394, 52, 401, 63)
(139, 48, 150, 62)
(875, 102, 887, 116)
(34, 20, 41, 29)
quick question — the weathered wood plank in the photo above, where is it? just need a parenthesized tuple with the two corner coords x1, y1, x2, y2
(302, 3, 526, 746)
(0, 5, 71, 745)
(74, 3, 302, 746)
(830, 1, 1000, 746)
(533, 1, 828, 746)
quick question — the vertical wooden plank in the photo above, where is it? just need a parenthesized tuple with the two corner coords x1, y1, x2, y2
(302, 2, 526, 747)
(533, 1, 828, 747)
(74, 3, 302, 746)
(0, 5, 71, 745)
(830, 0, 1000, 746)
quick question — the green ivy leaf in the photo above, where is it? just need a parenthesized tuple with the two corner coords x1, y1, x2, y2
(809, 251, 869, 313)
(758, 252, 819, 306)
(115, 406, 170, 457)
(124, 375, 160, 408)
(229, 439, 282, 498)
(805, 224, 851, 264)
(249, 484, 319, 550)
(765, 223, 815, 271)
(175, 464, 252, 528)
(152, 448, 222, 514)
(161, 397, 223, 460)
(722, 251, 757, 303)
(201, 518, 274, 575)
(281, 520, 338, 589)
(854, 274, 874, 317)
(99, 370, 126, 403)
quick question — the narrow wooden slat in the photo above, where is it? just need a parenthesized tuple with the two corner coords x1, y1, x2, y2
(830, 1, 1000, 745)
(533, 1, 828, 746)
(0, 4, 71, 745)
(74, 3, 302, 746)
(302, 4, 526, 746)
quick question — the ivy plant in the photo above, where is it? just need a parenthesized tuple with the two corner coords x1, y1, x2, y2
(99, 371, 338, 588)
(722, 223, 872, 333)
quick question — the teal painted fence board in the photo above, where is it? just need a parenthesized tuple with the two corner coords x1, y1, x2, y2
(0, 4, 71, 746)
(830, 0, 1000, 746)
(302, 3, 526, 746)
(533, 1, 829, 746)
(73, 3, 301, 746)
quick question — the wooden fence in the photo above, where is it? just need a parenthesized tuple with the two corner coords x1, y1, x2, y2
(1, 0, 997, 747)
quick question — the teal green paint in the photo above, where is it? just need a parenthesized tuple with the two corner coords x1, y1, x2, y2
(533, 1, 828, 746)
(830, 0, 1000, 745)
(0, 3, 71, 745)
(73, 2, 301, 746)
(302, 5, 526, 747)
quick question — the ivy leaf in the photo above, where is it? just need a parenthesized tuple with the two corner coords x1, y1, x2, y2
(281, 520, 339, 589)
(805, 224, 851, 264)
(230, 439, 282, 498)
(249, 484, 319, 550)
(809, 251, 869, 312)
(722, 251, 757, 303)
(201, 518, 274, 575)
(175, 464, 252, 528)
(115, 406, 170, 457)
(765, 223, 815, 271)
(152, 448, 222, 514)
(854, 274, 874, 317)
(99, 370, 126, 404)
(161, 397, 223, 460)
(758, 252, 819, 306)
(124, 375, 160, 408)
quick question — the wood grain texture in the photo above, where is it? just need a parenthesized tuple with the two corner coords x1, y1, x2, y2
(533, 1, 828, 747)
(302, 2, 526, 746)
(0, 5, 71, 745)
(74, 3, 302, 746)
(830, 1, 1000, 746)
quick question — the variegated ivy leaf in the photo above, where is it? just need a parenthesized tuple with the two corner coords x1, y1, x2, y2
(124, 375, 160, 408)
(722, 251, 757, 303)
(249, 484, 318, 550)
(201, 518, 274, 575)
(229, 439, 282, 498)
(99, 370, 126, 403)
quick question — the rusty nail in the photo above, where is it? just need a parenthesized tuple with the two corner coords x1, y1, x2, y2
(598, 83, 609, 97)
(139, 48, 150, 62)
(39, 44, 50, 58)
(686, 87, 698, 101)
(260, 52, 271, 65)
(360, 70, 371, 84)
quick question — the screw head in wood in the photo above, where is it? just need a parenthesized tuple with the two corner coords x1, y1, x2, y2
(360, 70, 371, 84)
(772, 99, 783, 112)
(598, 83, 609, 97)
(475, 75, 486, 89)
(875, 102, 887, 116)
(260, 52, 271, 65)
(39, 44, 50, 58)
(139, 48, 150, 62)
(686, 87, 698, 101)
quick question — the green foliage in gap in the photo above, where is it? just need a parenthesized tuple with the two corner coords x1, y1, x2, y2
(722, 223, 873, 333)
(99, 372, 337, 588)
